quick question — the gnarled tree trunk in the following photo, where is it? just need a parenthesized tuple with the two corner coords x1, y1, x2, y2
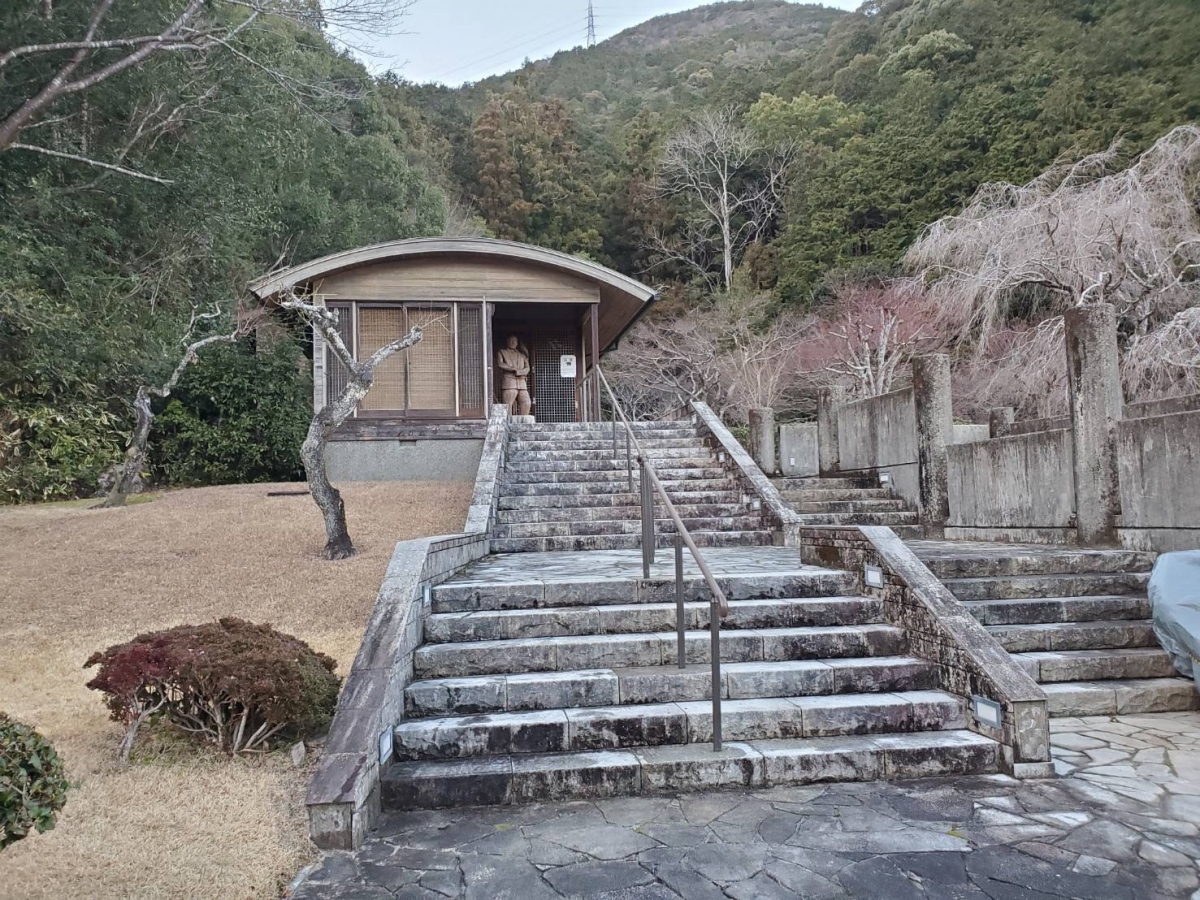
(282, 294, 424, 560)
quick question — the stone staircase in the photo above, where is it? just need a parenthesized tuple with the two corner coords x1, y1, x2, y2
(492, 421, 773, 553)
(382, 551, 1001, 811)
(773, 474, 923, 538)
(912, 541, 1200, 717)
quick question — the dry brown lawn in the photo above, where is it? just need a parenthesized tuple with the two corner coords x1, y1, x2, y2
(0, 481, 472, 900)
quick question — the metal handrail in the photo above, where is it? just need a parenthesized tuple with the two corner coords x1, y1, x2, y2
(591, 365, 729, 751)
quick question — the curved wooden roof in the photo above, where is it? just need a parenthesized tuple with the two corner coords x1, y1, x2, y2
(249, 238, 657, 304)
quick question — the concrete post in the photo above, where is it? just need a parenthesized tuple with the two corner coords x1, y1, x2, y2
(988, 407, 1015, 439)
(816, 386, 845, 476)
(1065, 303, 1123, 546)
(748, 407, 776, 475)
(912, 354, 952, 538)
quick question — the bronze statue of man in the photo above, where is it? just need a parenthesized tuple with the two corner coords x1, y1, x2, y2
(496, 335, 532, 416)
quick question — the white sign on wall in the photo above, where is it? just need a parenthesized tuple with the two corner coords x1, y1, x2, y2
(560, 354, 577, 378)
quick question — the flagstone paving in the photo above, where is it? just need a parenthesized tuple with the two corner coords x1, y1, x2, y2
(292, 710, 1200, 899)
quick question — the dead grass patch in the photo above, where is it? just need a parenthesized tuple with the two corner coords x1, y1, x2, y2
(0, 481, 471, 899)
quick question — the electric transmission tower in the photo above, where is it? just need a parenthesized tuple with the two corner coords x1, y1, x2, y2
(586, 1, 596, 47)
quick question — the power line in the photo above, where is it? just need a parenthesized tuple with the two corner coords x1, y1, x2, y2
(431, 15, 589, 82)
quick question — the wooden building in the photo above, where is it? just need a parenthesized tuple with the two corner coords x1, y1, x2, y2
(249, 238, 659, 480)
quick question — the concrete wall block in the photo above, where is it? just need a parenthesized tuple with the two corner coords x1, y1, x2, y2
(911, 355, 953, 536)
(1117, 409, 1200, 530)
(748, 408, 777, 475)
(837, 387, 918, 472)
(947, 429, 1075, 529)
(816, 386, 845, 475)
(779, 423, 818, 477)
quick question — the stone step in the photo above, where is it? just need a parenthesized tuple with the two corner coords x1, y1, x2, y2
(889, 525, 926, 539)
(425, 596, 887, 644)
(412, 624, 908, 679)
(944, 572, 1150, 601)
(509, 447, 715, 462)
(1042, 678, 1200, 717)
(507, 457, 718, 474)
(381, 730, 1000, 810)
(791, 511, 920, 526)
(918, 549, 1156, 579)
(512, 421, 696, 434)
(775, 476, 877, 490)
(513, 428, 701, 442)
(495, 503, 749, 524)
(498, 489, 741, 510)
(790, 499, 909, 514)
(510, 437, 709, 452)
(782, 487, 894, 502)
(965, 595, 1151, 626)
(1013, 648, 1178, 683)
(985, 620, 1159, 653)
(505, 466, 729, 485)
(392, 691, 966, 762)
(490, 531, 775, 553)
(500, 479, 735, 499)
(432, 569, 859, 614)
(494, 515, 768, 540)
(405, 656, 938, 718)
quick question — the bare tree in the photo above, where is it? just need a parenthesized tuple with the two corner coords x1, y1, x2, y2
(96, 303, 254, 508)
(607, 291, 809, 424)
(905, 125, 1200, 343)
(280, 292, 424, 560)
(650, 106, 792, 290)
(1, 0, 415, 178)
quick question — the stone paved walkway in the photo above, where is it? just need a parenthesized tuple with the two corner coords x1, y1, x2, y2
(292, 711, 1200, 899)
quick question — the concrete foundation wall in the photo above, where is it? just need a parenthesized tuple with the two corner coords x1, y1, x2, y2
(951, 424, 989, 444)
(778, 423, 818, 476)
(1116, 409, 1200, 551)
(947, 429, 1076, 532)
(837, 388, 919, 507)
(326, 439, 484, 482)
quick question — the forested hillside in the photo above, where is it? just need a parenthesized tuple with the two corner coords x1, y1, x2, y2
(412, 0, 1199, 301)
(1, 2, 449, 500)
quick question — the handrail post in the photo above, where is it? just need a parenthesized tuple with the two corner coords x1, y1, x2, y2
(640, 462, 654, 578)
(675, 533, 685, 670)
(710, 593, 722, 751)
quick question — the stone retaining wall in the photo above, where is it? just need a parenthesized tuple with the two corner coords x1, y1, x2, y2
(800, 525, 1052, 777)
(307, 405, 511, 849)
(691, 401, 802, 545)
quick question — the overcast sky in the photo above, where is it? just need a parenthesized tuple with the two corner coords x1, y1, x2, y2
(362, 1, 862, 86)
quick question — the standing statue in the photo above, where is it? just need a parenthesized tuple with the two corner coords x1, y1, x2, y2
(496, 335, 532, 416)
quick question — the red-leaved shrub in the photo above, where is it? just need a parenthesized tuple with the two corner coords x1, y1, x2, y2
(85, 618, 340, 759)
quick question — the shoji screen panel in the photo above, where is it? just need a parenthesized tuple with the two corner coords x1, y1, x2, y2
(357, 306, 406, 412)
(406, 304, 455, 414)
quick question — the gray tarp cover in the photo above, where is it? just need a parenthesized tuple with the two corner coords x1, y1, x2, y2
(1148, 551, 1200, 688)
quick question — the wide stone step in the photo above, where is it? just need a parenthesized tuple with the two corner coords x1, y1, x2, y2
(889, 525, 926, 539)
(425, 596, 886, 643)
(1013, 647, 1178, 683)
(392, 691, 966, 762)
(792, 511, 920, 526)
(1042, 678, 1200, 717)
(791, 499, 909, 514)
(507, 457, 717, 473)
(498, 489, 740, 510)
(381, 730, 1000, 810)
(500, 479, 734, 499)
(965, 595, 1151, 626)
(782, 488, 894, 502)
(505, 466, 729, 485)
(513, 428, 701, 442)
(944, 572, 1150, 601)
(490, 531, 774, 553)
(986, 619, 1159, 653)
(405, 656, 938, 717)
(412, 625, 907, 678)
(509, 447, 714, 462)
(512, 422, 696, 434)
(495, 502, 748, 524)
(775, 476, 877, 490)
(917, 548, 1156, 579)
(495, 515, 767, 540)
(433, 569, 859, 614)
(510, 437, 709, 452)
